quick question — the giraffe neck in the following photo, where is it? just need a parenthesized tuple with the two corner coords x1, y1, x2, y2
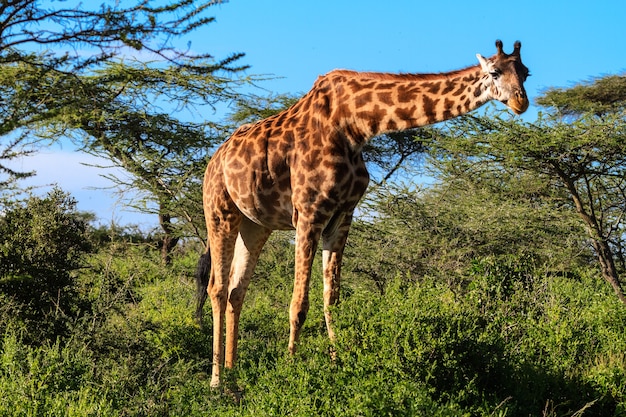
(324, 66, 489, 146)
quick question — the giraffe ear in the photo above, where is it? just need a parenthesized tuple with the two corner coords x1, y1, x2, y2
(476, 54, 490, 73)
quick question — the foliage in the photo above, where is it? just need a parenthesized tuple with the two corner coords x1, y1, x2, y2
(89, 223, 161, 248)
(42, 60, 243, 258)
(0, 0, 243, 197)
(0, 57, 54, 194)
(347, 177, 586, 293)
(537, 75, 626, 116)
(0, 188, 92, 341)
(424, 106, 626, 304)
(0, 0, 252, 262)
(0, 188, 91, 277)
(0, 240, 624, 416)
(0, 0, 242, 72)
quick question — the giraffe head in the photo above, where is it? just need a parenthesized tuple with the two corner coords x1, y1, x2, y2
(476, 40, 530, 115)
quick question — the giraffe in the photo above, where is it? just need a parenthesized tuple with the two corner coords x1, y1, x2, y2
(196, 40, 530, 386)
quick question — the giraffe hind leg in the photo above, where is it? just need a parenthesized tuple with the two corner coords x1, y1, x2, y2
(224, 219, 272, 368)
(207, 215, 240, 388)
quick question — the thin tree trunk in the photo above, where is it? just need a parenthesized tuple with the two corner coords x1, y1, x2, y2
(552, 164, 626, 305)
(159, 212, 179, 265)
(591, 238, 626, 305)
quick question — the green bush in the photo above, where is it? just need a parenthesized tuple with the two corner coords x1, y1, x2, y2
(0, 238, 624, 416)
(0, 188, 91, 279)
(0, 188, 92, 341)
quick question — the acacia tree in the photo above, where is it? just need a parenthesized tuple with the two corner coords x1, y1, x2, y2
(42, 60, 246, 262)
(0, 0, 249, 261)
(429, 75, 626, 304)
(345, 149, 587, 294)
(535, 75, 626, 303)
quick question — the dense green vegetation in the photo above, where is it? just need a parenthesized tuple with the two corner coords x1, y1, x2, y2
(1, 183, 625, 417)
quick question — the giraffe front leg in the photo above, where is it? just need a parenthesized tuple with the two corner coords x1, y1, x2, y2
(288, 223, 322, 355)
(322, 212, 353, 343)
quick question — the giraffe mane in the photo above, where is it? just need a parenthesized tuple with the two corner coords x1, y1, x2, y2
(327, 65, 482, 82)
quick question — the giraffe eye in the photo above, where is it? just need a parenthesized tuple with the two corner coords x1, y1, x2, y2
(490, 70, 501, 79)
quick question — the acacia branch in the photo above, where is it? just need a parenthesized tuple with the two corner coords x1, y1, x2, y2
(0, 0, 240, 73)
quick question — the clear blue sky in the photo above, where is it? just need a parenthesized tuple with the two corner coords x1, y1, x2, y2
(13, 0, 626, 227)
(203, 0, 626, 107)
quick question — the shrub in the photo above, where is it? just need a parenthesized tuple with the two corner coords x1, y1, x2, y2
(0, 188, 92, 341)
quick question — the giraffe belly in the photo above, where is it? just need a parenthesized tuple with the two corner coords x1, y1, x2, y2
(232, 189, 295, 230)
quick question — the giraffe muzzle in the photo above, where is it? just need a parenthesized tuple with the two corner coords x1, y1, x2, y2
(508, 91, 529, 115)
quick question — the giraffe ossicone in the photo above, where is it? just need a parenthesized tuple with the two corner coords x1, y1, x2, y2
(195, 40, 530, 387)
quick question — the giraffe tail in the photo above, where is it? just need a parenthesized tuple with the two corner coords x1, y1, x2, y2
(194, 250, 211, 326)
